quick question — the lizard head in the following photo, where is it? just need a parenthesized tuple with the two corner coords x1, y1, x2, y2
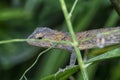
(27, 27, 65, 48)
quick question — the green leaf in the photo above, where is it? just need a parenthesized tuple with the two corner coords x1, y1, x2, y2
(85, 47, 120, 64)
(41, 47, 120, 80)
(41, 65, 79, 80)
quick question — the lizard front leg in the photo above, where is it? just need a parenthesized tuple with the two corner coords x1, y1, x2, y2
(65, 46, 77, 66)
(70, 52, 77, 66)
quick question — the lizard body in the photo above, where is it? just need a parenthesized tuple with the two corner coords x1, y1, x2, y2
(27, 27, 120, 65)
(27, 27, 120, 51)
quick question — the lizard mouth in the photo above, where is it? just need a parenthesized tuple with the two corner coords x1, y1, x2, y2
(27, 34, 51, 48)
(27, 41, 51, 48)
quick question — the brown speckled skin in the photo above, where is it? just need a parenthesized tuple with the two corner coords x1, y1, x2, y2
(27, 27, 120, 52)
(76, 27, 120, 49)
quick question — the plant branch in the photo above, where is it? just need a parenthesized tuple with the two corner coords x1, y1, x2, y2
(69, 0, 78, 17)
(19, 46, 53, 80)
(59, 0, 88, 80)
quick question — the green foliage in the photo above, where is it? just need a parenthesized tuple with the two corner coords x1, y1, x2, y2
(40, 48, 120, 80)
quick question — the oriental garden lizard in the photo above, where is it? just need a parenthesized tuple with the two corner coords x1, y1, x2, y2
(27, 27, 120, 65)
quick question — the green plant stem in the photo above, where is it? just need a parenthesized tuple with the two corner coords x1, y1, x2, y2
(24, 76, 27, 80)
(19, 47, 53, 80)
(69, 0, 78, 17)
(59, 0, 88, 80)
(0, 39, 27, 44)
(0, 39, 72, 45)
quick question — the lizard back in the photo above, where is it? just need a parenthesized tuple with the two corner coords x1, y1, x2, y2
(27, 27, 120, 52)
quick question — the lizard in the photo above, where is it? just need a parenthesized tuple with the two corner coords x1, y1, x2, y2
(27, 27, 120, 65)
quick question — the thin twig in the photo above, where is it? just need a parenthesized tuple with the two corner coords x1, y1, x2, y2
(59, 0, 89, 80)
(19, 47, 53, 80)
(69, 0, 78, 18)
(0, 39, 72, 45)
(24, 76, 27, 80)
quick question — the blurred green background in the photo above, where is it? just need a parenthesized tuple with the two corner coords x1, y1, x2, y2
(0, 0, 120, 80)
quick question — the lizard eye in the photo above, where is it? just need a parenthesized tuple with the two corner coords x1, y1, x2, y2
(35, 33, 44, 39)
(37, 36, 43, 39)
